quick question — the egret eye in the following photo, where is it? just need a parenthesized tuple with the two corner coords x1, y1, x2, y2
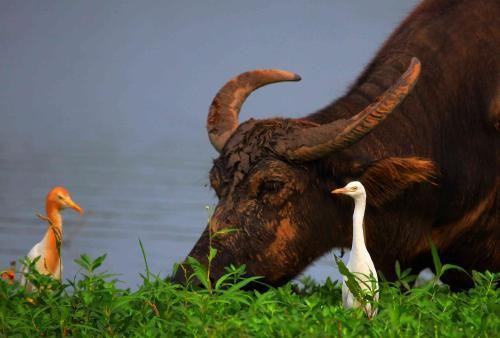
(352, 186, 358, 191)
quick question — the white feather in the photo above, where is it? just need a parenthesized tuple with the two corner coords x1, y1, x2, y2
(338, 182, 379, 318)
(20, 234, 63, 291)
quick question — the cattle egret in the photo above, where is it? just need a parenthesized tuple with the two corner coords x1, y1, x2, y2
(332, 181, 378, 318)
(21, 187, 83, 290)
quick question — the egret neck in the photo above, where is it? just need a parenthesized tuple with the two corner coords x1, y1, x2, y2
(350, 195, 367, 256)
(43, 202, 63, 274)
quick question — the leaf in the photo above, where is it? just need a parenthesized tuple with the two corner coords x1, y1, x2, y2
(186, 256, 209, 290)
(83, 292, 92, 305)
(429, 240, 442, 277)
(219, 292, 252, 306)
(344, 275, 364, 302)
(395, 260, 401, 278)
(401, 267, 412, 279)
(214, 272, 233, 290)
(74, 255, 91, 270)
(208, 247, 217, 262)
(91, 254, 107, 272)
(406, 274, 417, 283)
(226, 276, 263, 293)
(71, 324, 102, 333)
(335, 256, 350, 277)
(441, 264, 468, 276)
(138, 238, 151, 282)
(212, 228, 239, 239)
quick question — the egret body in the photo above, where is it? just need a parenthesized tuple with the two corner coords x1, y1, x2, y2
(332, 181, 378, 318)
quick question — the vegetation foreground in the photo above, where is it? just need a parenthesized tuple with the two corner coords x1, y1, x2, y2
(0, 251, 498, 337)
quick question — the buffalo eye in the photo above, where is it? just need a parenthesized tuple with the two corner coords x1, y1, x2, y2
(259, 180, 285, 196)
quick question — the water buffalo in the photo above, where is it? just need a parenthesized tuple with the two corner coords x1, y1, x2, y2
(174, 0, 499, 289)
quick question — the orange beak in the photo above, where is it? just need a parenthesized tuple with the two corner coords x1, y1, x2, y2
(69, 201, 84, 215)
(331, 188, 349, 195)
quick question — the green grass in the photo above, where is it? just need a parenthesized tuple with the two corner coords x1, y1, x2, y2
(0, 249, 498, 338)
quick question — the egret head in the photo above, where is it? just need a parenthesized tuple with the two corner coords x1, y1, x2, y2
(331, 181, 366, 200)
(46, 186, 84, 215)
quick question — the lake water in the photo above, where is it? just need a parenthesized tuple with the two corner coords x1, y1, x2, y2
(0, 143, 340, 287)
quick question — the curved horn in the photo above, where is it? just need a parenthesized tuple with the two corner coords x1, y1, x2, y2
(207, 69, 301, 152)
(280, 57, 421, 161)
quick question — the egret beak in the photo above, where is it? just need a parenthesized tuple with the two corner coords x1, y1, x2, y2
(69, 200, 84, 215)
(331, 188, 349, 195)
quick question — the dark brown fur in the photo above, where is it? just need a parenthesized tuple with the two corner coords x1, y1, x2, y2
(175, 0, 499, 289)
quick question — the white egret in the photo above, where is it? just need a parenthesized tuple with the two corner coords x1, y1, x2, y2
(332, 181, 378, 318)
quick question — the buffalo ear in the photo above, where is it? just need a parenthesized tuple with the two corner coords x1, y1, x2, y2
(360, 157, 438, 207)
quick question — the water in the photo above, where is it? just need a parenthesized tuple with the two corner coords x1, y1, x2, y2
(0, 144, 339, 287)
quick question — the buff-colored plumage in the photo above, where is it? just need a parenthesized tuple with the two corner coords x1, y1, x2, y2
(20, 187, 83, 291)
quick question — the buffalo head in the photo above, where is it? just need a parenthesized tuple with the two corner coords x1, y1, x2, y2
(173, 58, 423, 287)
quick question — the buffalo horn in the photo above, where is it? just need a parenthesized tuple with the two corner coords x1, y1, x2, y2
(207, 69, 301, 152)
(280, 57, 421, 161)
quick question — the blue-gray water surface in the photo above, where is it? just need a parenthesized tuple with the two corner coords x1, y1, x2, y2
(0, 0, 418, 287)
(0, 146, 340, 286)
